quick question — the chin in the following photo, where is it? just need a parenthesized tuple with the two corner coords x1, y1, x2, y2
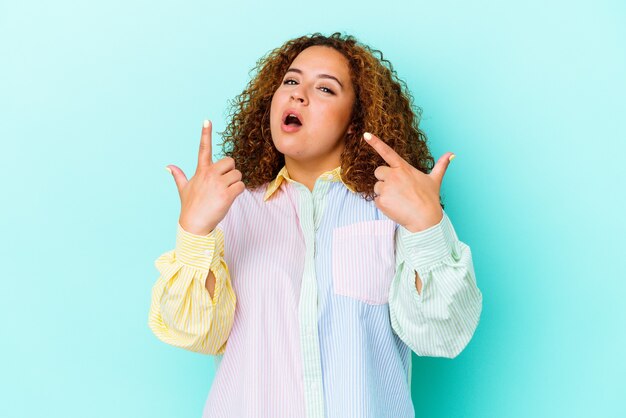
(271, 130, 307, 157)
(273, 141, 307, 159)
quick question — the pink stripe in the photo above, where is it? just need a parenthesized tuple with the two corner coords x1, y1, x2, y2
(203, 183, 306, 417)
(332, 220, 396, 305)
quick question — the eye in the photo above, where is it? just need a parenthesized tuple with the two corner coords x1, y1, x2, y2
(283, 78, 298, 85)
(318, 86, 335, 94)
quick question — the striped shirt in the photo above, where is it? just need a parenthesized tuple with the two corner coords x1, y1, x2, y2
(148, 165, 483, 418)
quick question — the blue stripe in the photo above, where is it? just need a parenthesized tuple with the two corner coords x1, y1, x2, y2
(316, 183, 415, 417)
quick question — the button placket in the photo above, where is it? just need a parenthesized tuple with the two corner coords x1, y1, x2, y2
(295, 184, 325, 418)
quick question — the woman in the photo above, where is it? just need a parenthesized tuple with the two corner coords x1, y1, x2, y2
(149, 32, 482, 418)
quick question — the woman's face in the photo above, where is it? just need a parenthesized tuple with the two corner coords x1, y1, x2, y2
(270, 45, 356, 169)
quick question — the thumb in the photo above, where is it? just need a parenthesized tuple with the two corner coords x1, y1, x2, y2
(165, 165, 188, 196)
(429, 153, 455, 186)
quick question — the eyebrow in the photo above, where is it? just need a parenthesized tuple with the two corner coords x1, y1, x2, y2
(285, 68, 344, 90)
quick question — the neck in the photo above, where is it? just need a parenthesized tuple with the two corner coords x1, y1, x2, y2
(284, 156, 341, 192)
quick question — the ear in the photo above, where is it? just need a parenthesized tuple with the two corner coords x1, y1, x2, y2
(347, 123, 355, 135)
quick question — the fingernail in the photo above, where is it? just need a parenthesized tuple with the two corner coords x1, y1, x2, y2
(165, 166, 172, 174)
(363, 132, 372, 141)
(203, 120, 210, 128)
(449, 154, 456, 162)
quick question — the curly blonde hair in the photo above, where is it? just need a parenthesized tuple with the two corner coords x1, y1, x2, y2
(219, 32, 442, 207)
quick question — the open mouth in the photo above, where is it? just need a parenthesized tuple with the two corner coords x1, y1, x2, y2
(283, 113, 302, 127)
(281, 110, 303, 133)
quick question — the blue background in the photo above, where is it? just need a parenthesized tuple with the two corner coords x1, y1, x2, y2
(1, 0, 624, 417)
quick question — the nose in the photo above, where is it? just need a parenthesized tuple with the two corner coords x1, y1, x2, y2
(290, 87, 308, 105)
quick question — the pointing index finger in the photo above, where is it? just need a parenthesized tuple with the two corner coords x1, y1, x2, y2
(197, 119, 213, 172)
(363, 132, 405, 168)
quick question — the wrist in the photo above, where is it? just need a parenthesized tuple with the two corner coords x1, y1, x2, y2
(178, 218, 215, 236)
(404, 209, 444, 233)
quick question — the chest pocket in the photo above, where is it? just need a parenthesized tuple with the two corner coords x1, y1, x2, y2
(331, 219, 396, 305)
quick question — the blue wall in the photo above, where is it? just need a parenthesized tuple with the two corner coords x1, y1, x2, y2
(1, 0, 624, 417)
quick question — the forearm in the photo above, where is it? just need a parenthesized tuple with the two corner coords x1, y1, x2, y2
(148, 225, 236, 355)
(390, 210, 482, 357)
(206, 270, 217, 299)
(415, 272, 423, 295)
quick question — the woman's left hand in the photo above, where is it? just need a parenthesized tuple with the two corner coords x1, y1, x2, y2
(363, 132, 454, 233)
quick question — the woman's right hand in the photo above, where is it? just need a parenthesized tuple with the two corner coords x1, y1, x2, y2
(166, 120, 245, 236)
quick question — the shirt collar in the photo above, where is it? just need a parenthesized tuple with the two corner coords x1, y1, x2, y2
(263, 165, 356, 201)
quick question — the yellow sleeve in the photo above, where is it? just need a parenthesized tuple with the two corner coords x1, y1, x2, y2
(148, 223, 236, 355)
